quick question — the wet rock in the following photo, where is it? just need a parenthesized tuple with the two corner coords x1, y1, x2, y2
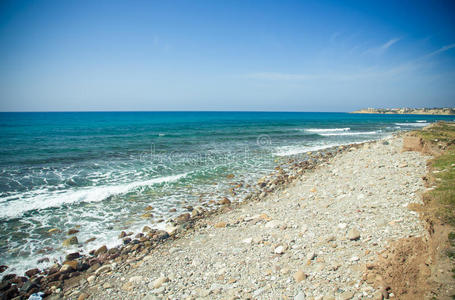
(95, 245, 108, 256)
(85, 237, 96, 244)
(123, 238, 132, 245)
(144, 205, 154, 211)
(0, 266, 7, 273)
(175, 213, 191, 224)
(118, 231, 127, 239)
(87, 263, 100, 273)
(142, 226, 152, 233)
(60, 264, 74, 274)
(47, 264, 60, 275)
(63, 260, 78, 270)
(2, 274, 16, 282)
(67, 229, 79, 235)
(46, 271, 61, 282)
(65, 252, 80, 261)
(25, 268, 40, 278)
(48, 228, 61, 234)
(0, 281, 11, 291)
(20, 280, 38, 293)
(62, 236, 78, 246)
(347, 228, 361, 241)
(226, 174, 235, 179)
(218, 197, 231, 205)
(165, 224, 181, 236)
(2, 285, 18, 299)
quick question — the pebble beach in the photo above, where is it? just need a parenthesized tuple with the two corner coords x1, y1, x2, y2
(38, 134, 431, 300)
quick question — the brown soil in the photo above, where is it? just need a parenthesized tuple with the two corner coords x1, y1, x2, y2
(365, 134, 455, 299)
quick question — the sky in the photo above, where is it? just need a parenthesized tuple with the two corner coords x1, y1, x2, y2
(0, 0, 454, 112)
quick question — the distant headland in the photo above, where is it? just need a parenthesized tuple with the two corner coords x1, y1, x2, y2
(351, 107, 455, 115)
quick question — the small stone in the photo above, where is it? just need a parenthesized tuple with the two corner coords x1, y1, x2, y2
(60, 264, 74, 273)
(175, 213, 191, 224)
(48, 228, 61, 234)
(95, 265, 112, 274)
(142, 226, 153, 233)
(293, 270, 307, 283)
(87, 275, 96, 283)
(294, 291, 306, 300)
(25, 268, 40, 278)
(129, 276, 143, 285)
(226, 174, 235, 179)
(350, 256, 360, 262)
(95, 245, 108, 255)
(347, 228, 361, 241)
(265, 220, 284, 229)
(65, 252, 80, 260)
(153, 276, 169, 289)
(144, 205, 154, 211)
(242, 238, 253, 244)
(103, 282, 112, 289)
(340, 291, 355, 300)
(78, 293, 89, 300)
(218, 197, 231, 205)
(63, 260, 78, 270)
(338, 223, 347, 229)
(214, 222, 227, 228)
(67, 228, 79, 235)
(306, 252, 316, 260)
(274, 245, 285, 254)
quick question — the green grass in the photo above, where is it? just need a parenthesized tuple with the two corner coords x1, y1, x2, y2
(415, 123, 455, 226)
(418, 123, 455, 144)
(427, 146, 455, 225)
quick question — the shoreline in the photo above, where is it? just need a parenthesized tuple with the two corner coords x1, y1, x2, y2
(1, 134, 391, 275)
(0, 131, 420, 299)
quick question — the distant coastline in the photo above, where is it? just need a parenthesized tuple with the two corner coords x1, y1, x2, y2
(351, 107, 455, 115)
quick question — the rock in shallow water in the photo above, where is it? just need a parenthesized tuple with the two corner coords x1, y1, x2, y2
(62, 236, 78, 246)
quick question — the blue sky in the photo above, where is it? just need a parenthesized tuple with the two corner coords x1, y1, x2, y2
(0, 0, 454, 111)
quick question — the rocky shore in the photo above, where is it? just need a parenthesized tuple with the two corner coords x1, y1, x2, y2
(0, 134, 431, 299)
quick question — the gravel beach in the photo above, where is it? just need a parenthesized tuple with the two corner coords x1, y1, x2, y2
(48, 135, 431, 299)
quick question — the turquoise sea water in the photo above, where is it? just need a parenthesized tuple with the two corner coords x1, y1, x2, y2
(0, 111, 453, 273)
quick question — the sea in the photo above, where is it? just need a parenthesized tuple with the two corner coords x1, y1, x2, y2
(0, 111, 453, 274)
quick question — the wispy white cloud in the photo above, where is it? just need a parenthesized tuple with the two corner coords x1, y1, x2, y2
(364, 37, 401, 55)
(422, 43, 455, 59)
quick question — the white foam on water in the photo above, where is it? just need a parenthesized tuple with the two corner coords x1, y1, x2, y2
(416, 120, 427, 123)
(0, 173, 187, 219)
(273, 143, 342, 156)
(304, 127, 351, 133)
(318, 131, 378, 136)
(395, 122, 428, 127)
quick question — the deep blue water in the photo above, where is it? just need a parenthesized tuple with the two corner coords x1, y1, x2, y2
(0, 111, 453, 273)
